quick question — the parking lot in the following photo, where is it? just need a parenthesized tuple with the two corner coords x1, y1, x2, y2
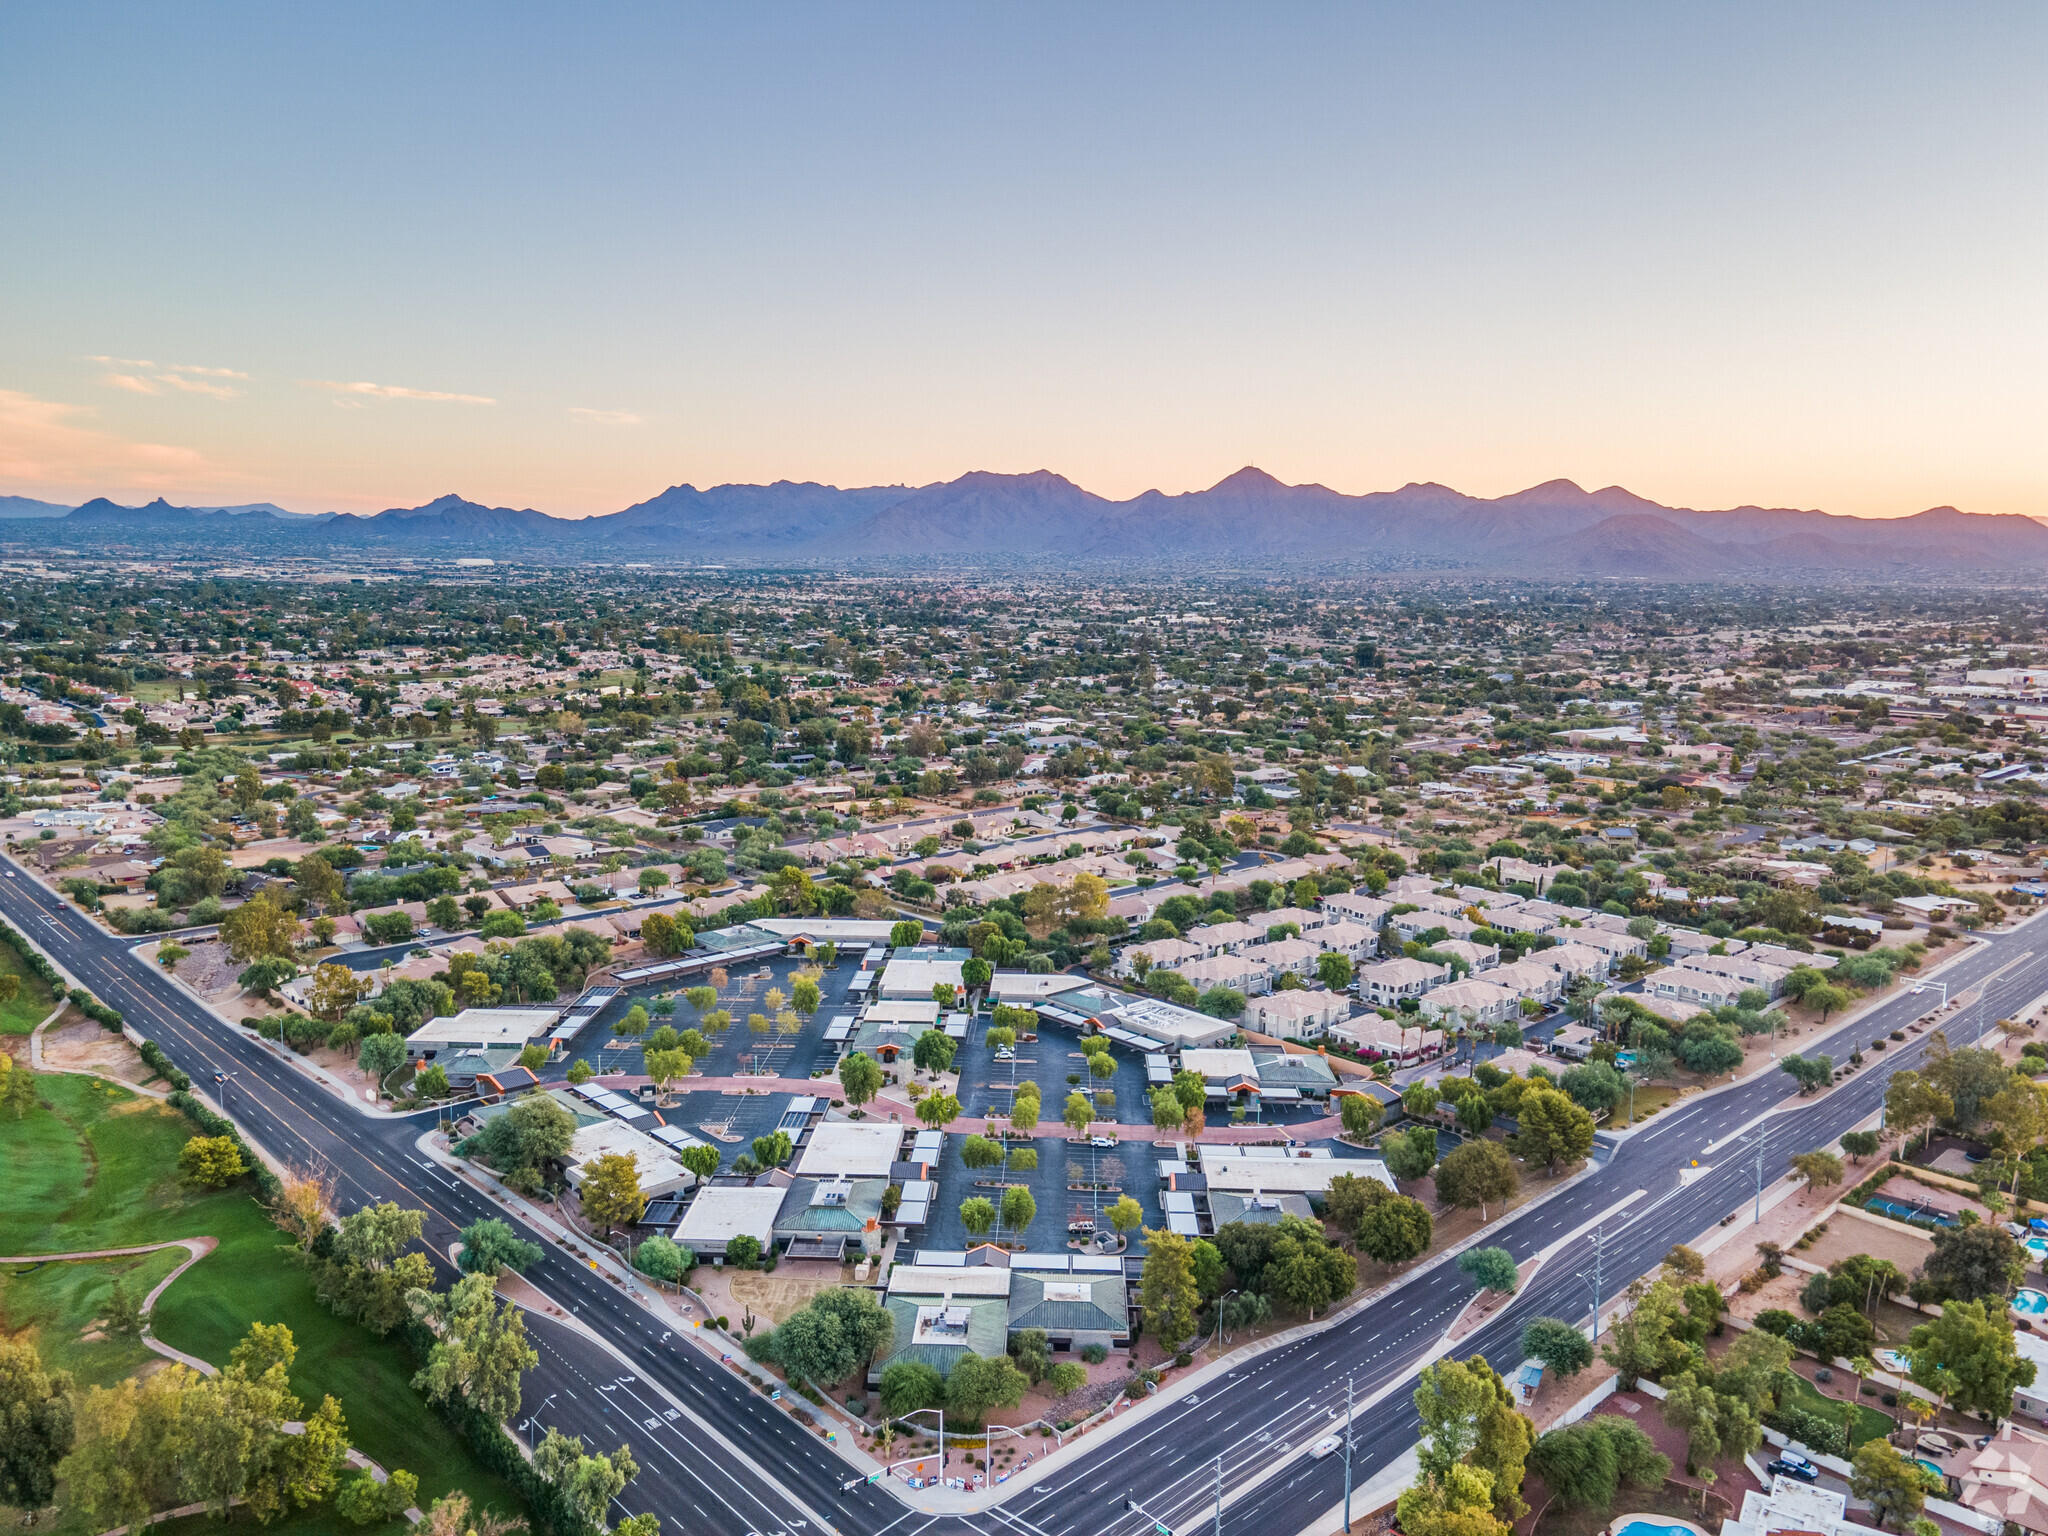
(917, 1125, 1166, 1253)
(558, 948, 862, 1085)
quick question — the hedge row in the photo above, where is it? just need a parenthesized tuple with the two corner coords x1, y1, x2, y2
(67, 986, 124, 1030)
(166, 1088, 282, 1201)
(399, 1318, 595, 1536)
(137, 1038, 192, 1092)
(1766, 1404, 1850, 1458)
(0, 917, 66, 991)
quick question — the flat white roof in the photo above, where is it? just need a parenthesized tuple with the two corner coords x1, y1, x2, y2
(675, 1185, 785, 1246)
(794, 1120, 901, 1178)
(1202, 1153, 1394, 1195)
(406, 1007, 560, 1048)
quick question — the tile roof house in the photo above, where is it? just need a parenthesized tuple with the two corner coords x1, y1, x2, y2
(1959, 1423, 2048, 1536)
(1489, 958, 1563, 1003)
(1242, 989, 1350, 1040)
(1417, 976, 1522, 1027)
(1357, 956, 1449, 1007)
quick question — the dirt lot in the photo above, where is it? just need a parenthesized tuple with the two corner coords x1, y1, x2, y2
(39, 1016, 156, 1086)
(167, 939, 249, 1001)
(1799, 1210, 1936, 1276)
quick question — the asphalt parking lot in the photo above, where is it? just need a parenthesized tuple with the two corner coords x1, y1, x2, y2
(560, 950, 862, 1083)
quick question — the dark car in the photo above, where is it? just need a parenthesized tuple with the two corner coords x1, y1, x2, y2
(1768, 1455, 1820, 1484)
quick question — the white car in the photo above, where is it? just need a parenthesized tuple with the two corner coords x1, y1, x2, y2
(1310, 1436, 1343, 1461)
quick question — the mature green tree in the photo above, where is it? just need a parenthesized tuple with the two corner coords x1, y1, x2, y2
(1356, 1195, 1433, 1267)
(880, 1360, 946, 1416)
(1413, 1355, 1535, 1520)
(1528, 1417, 1668, 1509)
(912, 1029, 957, 1073)
(1909, 1299, 2037, 1418)
(1459, 1246, 1518, 1294)
(1521, 1319, 1594, 1379)
(1511, 1087, 1596, 1173)
(578, 1152, 647, 1236)
(1851, 1439, 1927, 1531)
(837, 1050, 884, 1111)
(1922, 1223, 2026, 1303)
(1265, 1221, 1358, 1320)
(1435, 1139, 1519, 1221)
(1139, 1228, 1203, 1348)
(1383, 1124, 1440, 1182)
(945, 1353, 1028, 1426)
(409, 1271, 539, 1424)
(457, 1218, 542, 1276)
(1001, 1184, 1036, 1234)
(0, 1338, 74, 1512)
(1340, 1093, 1384, 1139)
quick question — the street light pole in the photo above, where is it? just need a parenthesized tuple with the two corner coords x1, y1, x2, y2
(1342, 1373, 1355, 1533)
(213, 1070, 239, 1117)
(1212, 1289, 1239, 1355)
(1214, 1453, 1224, 1536)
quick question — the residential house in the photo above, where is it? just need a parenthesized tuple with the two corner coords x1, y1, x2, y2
(1488, 958, 1562, 1005)
(1243, 989, 1350, 1040)
(1356, 956, 1449, 1008)
(1178, 953, 1271, 997)
(1258, 935, 1325, 982)
(1674, 951, 1793, 998)
(1191, 919, 1268, 957)
(1116, 936, 1206, 980)
(1312, 919, 1380, 963)
(1430, 938, 1500, 972)
(1417, 977, 1522, 1028)
(1324, 1007, 1443, 1062)
(1322, 892, 1392, 929)
(1534, 942, 1609, 983)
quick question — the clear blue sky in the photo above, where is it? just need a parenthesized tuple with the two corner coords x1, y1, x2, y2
(1, 3, 2041, 517)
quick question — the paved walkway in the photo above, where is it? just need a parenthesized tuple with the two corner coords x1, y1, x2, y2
(0, 1238, 219, 1374)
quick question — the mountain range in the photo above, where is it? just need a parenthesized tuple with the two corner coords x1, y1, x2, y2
(7, 469, 2047, 577)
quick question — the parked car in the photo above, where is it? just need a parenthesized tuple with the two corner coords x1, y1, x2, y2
(1089, 1136, 1117, 1149)
(1768, 1454, 1819, 1484)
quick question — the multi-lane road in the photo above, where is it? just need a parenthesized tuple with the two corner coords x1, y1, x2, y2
(7, 853, 2043, 1536)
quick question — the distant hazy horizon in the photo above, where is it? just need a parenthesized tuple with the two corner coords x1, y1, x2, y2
(2, 3, 2041, 520)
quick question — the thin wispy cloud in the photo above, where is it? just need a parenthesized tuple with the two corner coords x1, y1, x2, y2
(305, 379, 497, 404)
(568, 407, 643, 426)
(89, 356, 246, 398)
(0, 388, 225, 493)
(159, 375, 238, 399)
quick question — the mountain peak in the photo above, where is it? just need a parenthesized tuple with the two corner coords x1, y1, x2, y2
(1210, 465, 1286, 492)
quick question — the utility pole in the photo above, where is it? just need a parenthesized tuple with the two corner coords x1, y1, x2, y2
(1342, 1374, 1355, 1533)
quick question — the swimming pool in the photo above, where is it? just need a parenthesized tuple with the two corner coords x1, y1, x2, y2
(2014, 1289, 2048, 1317)
(1877, 1348, 1911, 1373)
(2029, 1238, 2048, 1264)
(1916, 1459, 1948, 1486)
(1613, 1521, 1705, 1536)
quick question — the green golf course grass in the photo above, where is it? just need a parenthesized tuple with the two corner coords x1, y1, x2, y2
(0, 932, 58, 1033)
(1, 1070, 523, 1534)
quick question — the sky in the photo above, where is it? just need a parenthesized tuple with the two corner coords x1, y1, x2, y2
(1, 3, 2042, 519)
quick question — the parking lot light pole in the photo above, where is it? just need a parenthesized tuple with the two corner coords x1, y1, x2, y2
(1211, 1289, 1239, 1354)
